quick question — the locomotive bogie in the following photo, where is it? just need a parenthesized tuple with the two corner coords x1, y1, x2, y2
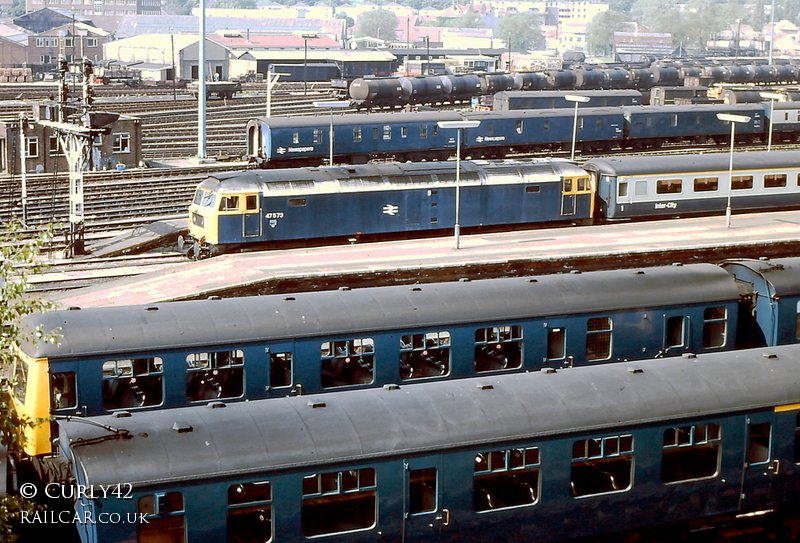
(57, 343, 800, 543)
(584, 150, 800, 221)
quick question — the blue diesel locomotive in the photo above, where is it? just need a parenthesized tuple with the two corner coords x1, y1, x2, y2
(185, 151, 800, 257)
(49, 342, 800, 543)
(13, 257, 800, 460)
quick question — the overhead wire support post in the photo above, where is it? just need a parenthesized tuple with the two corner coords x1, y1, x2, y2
(313, 100, 351, 165)
(565, 94, 590, 161)
(716, 112, 751, 229)
(436, 119, 481, 250)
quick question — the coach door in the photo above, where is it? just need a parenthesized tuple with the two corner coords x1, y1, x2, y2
(242, 194, 261, 238)
(403, 456, 449, 541)
(740, 411, 780, 510)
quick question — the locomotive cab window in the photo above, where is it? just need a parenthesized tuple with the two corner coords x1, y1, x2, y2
(185, 350, 244, 402)
(302, 468, 377, 536)
(320, 338, 375, 388)
(102, 357, 163, 410)
(228, 481, 273, 543)
(474, 447, 540, 511)
(571, 435, 633, 497)
(400, 331, 451, 380)
(474, 326, 522, 372)
(245, 195, 258, 211)
(661, 423, 721, 483)
(220, 196, 239, 211)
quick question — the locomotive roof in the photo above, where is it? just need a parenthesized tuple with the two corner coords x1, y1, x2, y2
(583, 150, 800, 177)
(60, 344, 800, 488)
(197, 159, 587, 196)
(21, 263, 738, 359)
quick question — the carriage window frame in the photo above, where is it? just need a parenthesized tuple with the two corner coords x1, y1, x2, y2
(656, 178, 682, 194)
(228, 481, 273, 543)
(292, 131, 300, 144)
(732, 175, 753, 190)
(101, 357, 164, 410)
(400, 331, 451, 380)
(764, 173, 787, 188)
(474, 325, 522, 373)
(693, 177, 718, 192)
(320, 338, 375, 388)
(139, 492, 185, 543)
(474, 447, 540, 512)
(312, 128, 323, 144)
(571, 435, 633, 497)
(662, 423, 721, 484)
(702, 306, 727, 348)
(585, 317, 612, 361)
(408, 468, 437, 515)
(185, 349, 245, 402)
(51, 371, 77, 410)
(302, 468, 377, 537)
(353, 126, 362, 143)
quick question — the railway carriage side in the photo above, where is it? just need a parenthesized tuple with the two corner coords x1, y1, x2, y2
(585, 150, 800, 221)
(56, 344, 800, 543)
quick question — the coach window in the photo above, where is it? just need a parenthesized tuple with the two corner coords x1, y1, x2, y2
(409, 468, 437, 515)
(586, 317, 612, 361)
(51, 372, 76, 409)
(666, 316, 686, 349)
(313, 128, 323, 144)
(571, 435, 633, 497)
(270, 352, 292, 388)
(420, 125, 428, 139)
(400, 331, 451, 379)
(292, 131, 300, 144)
(693, 177, 718, 192)
(302, 468, 377, 536)
(516, 120, 523, 134)
(547, 328, 566, 361)
(320, 338, 375, 388)
(764, 173, 787, 188)
(702, 307, 727, 348)
(617, 182, 628, 198)
(748, 423, 771, 465)
(139, 492, 185, 543)
(102, 357, 163, 410)
(474, 325, 522, 372)
(220, 196, 239, 211)
(383, 125, 392, 140)
(186, 350, 244, 402)
(661, 423, 721, 483)
(401, 126, 408, 138)
(732, 175, 753, 190)
(353, 126, 362, 142)
(577, 118, 584, 130)
(795, 301, 800, 340)
(635, 180, 647, 196)
(474, 447, 540, 511)
(656, 179, 682, 194)
(670, 114, 678, 127)
(372, 127, 379, 140)
(228, 481, 273, 543)
(543, 120, 549, 131)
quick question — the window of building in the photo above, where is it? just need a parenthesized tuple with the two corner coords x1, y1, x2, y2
(87, 38, 98, 47)
(64, 37, 73, 47)
(408, 469, 437, 515)
(662, 423, 720, 483)
(585, 317, 612, 361)
(764, 173, 787, 188)
(25, 137, 39, 158)
(474, 325, 522, 372)
(139, 492, 185, 543)
(732, 175, 753, 190)
(320, 338, 374, 388)
(400, 331, 450, 379)
(656, 179, 682, 194)
(693, 177, 718, 192)
(228, 482, 272, 543)
(51, 371, 76, 409)
(48, 136, 63, 156)
(302, 468, 376, 536)
(474, 447, 540, 511)
(185, 350, 244, 402)
(112, 132, 130, 153)
(571, 435, 633, 497)
(102, 357, 163, 409)
(702, 306, 727, 348)
(270, 352, 292, 388)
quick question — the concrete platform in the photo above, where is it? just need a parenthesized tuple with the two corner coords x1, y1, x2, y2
(48, 209, 800, 309)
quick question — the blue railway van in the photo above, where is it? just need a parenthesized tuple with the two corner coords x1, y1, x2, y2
(583, 150, 800, 221)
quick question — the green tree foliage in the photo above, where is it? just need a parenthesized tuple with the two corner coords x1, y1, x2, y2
(586, 10, 630, 56)
(354, 9, 399, 41)
(0, 223, 58, 542)
(438, 11, 483, 28)
(497, 12, 545, 51)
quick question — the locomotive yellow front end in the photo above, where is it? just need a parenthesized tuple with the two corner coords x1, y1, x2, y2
(182, 178, 223, 259)
(10, 347, 54, 458)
